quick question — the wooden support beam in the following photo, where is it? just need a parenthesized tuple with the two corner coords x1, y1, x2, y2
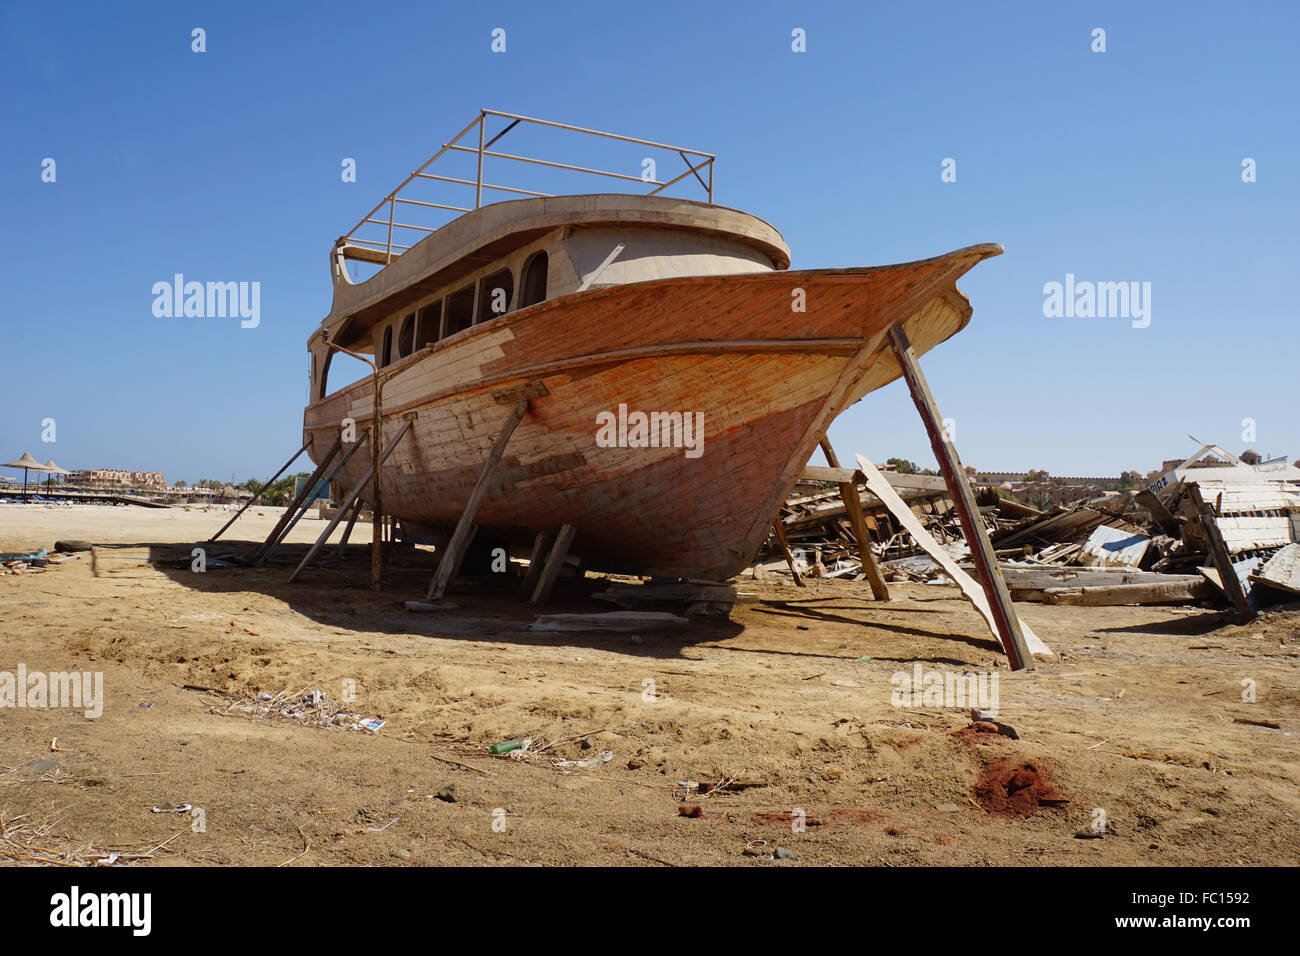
(770, 518, 805, 587)
(515, 532, 551, 601)
(337, 497, 366, 556)
(207, 438, 312, 544)
(529, 524, 577, 607)
(886, 324, 1033, 671)
(801, 464, 861, 484)
(1190, 485, 1253, 622)
(1043, 580, 1211, 607)
(288, 421, 413, 583)
(857, 454, 1054, 660)
(820, 437, 890, 601)
(256, 434, 366, 567)
(251, 435, 345, 566)
(427, 399, 530, 600)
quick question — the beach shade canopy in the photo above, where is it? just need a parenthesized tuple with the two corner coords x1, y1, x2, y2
(2, 451, 54, 494)
(3, 451, 46, 471)
(42, 459, 72, 475)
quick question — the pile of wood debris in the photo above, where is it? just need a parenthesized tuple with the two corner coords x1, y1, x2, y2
(759, 443, 1300, 619)
(0, 548, 82, 576)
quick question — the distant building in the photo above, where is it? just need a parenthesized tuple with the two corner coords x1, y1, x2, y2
(69, 468, 165, 489)
(970, 471, 1125, 490)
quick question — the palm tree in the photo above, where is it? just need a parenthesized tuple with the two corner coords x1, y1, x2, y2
(1027, 491, 1055, 512)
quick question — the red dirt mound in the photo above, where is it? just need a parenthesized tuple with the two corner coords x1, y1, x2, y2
(973, 760, 1067, 818)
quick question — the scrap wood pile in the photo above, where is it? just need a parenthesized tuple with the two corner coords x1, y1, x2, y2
(203, 687, 386, 733)
(770, 473, 961, 579)
(0, 547, 83, 576)
(0, 807, 158, 866)
(761, 470, 1026, 582)
(760, 444, 1300, 617)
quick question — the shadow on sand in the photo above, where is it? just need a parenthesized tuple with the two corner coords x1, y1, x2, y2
(113, 539, 745, 662)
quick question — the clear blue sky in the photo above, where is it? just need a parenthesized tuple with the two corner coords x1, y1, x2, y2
(2, 0, 1296, 484)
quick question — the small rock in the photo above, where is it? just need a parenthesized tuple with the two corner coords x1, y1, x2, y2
(580, 735, 595, 750)
(678, 805, 704, 818)
(435, 784, 458, 803)
(968, 710, 1019, 739)
(390, 848, 412, 859)
(773, 846, 800, 861)
(1074, 829, 1105, 840)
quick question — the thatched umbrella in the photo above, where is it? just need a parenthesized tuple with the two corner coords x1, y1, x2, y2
(2, 451, 50, 495)
(42, 459, 72, 491)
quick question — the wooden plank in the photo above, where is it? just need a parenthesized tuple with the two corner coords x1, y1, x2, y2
(515, 532, 550, 601)
(996, 567, 1200, 591)
(885, 325, 1034, 671)
(770, 518, 805, 587)
(405, 600, 459, 612)
(594, 581, 737, 606)
(427, 399, 530, 600)
(801, 464, 860, 484)
(820, 438, 889, 601)
(336, 497, 366, 555)
(1043, 580, 1210, 607)
(1077, 525, 1151, 569)
(1134, 488, 1182, 537)
(529, 523, 577, 607)
(1250, 543, 1300, 596)
(1190, 485, 1254, 622)
(856, 454, 1053, 661)
(1213, 516, 1295, 552)
(529, 611, 687, 632)
(491, 380, 549, 405)
(879, 471, 949, 492)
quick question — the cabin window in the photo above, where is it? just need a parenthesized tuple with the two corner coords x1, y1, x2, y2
(520, 251, 548, 308)
(416, 302, 441, 348)
(476, 269, 514, 324)
(380, 326, 393, 367)
(398, 312, 415, 357)
(444, 285, 475, 338)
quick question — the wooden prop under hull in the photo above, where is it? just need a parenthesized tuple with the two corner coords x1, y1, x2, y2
(303, 244, 1001, 580)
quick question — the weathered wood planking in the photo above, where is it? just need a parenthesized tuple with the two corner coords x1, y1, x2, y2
(304, 248, 999, 580)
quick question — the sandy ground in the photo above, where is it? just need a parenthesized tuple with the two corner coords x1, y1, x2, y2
(1, 503, 1297, 866)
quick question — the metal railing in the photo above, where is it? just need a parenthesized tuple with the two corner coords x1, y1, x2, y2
(341, 109, 716, 265)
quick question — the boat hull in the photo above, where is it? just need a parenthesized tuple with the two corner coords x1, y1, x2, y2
(303, 244, 1000, 579)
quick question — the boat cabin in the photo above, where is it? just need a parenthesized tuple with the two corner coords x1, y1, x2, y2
(309, 111, 790, 403)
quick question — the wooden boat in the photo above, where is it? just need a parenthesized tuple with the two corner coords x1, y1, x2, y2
(303, 111, 1002, 581)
